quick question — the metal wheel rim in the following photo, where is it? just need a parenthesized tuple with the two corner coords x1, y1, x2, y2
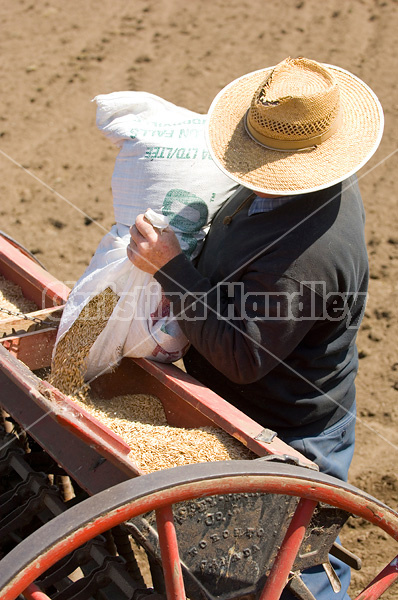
(0, 460, 397, 600)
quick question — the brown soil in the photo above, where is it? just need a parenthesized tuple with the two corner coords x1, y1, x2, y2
(0, 1, 397, 597)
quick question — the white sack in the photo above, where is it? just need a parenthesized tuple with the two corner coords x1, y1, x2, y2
(94, 91, 238, 259)
(56, 223, 189, 382)
(54, 92, 238, 382)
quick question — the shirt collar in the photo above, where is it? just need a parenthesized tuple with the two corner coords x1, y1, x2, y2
(248, 195, 297, 215)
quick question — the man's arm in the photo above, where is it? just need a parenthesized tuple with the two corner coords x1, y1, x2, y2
(128, 214, 320, 384)
(155, 253, 320, 384)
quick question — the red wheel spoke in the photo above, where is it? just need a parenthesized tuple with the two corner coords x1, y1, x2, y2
(353, 553, 398, 600)
(156, 505, 186, 600)
(22, 583, 51, 600)
(259, 498, 318, 600)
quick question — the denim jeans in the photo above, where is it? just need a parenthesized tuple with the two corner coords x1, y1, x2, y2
(278, 402, 356, 600)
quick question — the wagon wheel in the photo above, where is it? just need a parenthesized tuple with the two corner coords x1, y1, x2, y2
(0, 460, 397, 600)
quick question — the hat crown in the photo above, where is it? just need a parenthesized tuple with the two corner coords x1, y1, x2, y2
(248, 58, 341, 147)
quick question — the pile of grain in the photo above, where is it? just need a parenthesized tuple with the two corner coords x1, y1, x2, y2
(0, 275, 38, 320)
(49, 287, 119, 396)
(73, 393, 255, 474)
(48, 287, 254, 473)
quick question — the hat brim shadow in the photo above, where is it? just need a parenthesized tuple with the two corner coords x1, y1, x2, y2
(222, 115, 315, 177)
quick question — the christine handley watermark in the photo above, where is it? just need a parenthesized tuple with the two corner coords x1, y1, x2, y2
(166, 281, 367, 329)
(48, 280, 368, 331)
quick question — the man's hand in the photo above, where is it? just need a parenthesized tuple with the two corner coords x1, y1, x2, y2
(127, 214, 182, 275)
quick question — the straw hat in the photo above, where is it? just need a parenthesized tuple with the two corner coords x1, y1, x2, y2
(206, 57, 384, 195)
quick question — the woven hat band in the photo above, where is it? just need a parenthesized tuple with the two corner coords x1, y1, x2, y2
(245, 107, 343, 151)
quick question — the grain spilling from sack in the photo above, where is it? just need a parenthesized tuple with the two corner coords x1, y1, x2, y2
(73, 393, 255, 474)
(49, 287, 119, 396)
(0, 275, 38, 319)
(48, 286, 254, 473)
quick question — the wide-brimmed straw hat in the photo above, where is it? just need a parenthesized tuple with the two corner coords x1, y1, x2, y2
(206, 57, 384, 195)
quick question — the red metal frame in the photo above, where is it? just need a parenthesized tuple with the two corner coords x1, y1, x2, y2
(0, 346, 140, 495)
(0, 234, 70, 309)
(0, 234, 70, 370)
(1, 328, 59, 371)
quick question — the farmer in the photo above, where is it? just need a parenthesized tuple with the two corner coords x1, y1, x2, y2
(127, 57, 384, 598)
